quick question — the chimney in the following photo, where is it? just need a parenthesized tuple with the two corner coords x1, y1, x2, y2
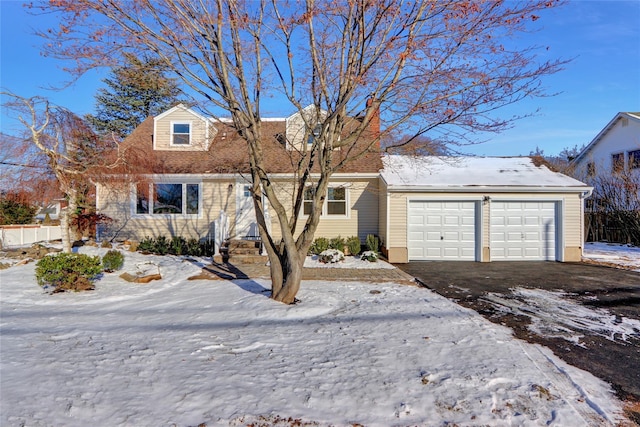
(366, 97, 381, 139)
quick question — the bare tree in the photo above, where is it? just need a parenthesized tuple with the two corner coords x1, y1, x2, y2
(585, 169, 640, 245)
(36, 0, 566, 302)
(2, 92, 120, 252)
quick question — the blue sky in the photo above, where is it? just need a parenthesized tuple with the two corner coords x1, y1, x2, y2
(1, 0, 639, 157)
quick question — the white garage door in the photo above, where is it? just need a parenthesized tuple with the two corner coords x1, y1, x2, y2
(408, 201, 476, 260)
(490, 201, 556, 261)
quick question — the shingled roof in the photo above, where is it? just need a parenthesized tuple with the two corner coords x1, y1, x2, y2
(119, 115, 382, 175)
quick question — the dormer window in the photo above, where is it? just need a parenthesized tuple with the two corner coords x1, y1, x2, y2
(172, 122, 191, 145)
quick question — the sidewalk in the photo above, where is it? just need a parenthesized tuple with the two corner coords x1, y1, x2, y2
(189, 261, 416, 284)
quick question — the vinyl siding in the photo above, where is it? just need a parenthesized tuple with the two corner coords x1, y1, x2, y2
(96, 179, 233, 241)
(266, 177, 379, 242)
(154, 109, 212, 151)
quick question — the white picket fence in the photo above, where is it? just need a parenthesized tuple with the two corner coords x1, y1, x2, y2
(0, 225, 62, 248)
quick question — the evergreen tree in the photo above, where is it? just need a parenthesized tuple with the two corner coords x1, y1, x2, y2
(87, 53, 182, 138)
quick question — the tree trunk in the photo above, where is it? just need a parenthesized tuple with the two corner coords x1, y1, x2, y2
(60, 206, 72, 253)
(269, 248, 304, 304)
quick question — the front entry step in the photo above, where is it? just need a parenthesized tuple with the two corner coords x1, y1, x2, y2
(215, 239, 267, 264)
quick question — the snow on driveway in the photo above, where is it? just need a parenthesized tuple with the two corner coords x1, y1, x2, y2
(0, 248, 626, 426)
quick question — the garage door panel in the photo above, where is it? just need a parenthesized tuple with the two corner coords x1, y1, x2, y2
(408, 200, 476, 261)
(491, 201, 556, 261)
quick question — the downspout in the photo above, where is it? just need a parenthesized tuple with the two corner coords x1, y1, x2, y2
(579, 189, 593, 257)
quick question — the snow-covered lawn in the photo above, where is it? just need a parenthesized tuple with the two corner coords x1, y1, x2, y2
(0, 247, 627, 426)
(583, 242, 640, 271)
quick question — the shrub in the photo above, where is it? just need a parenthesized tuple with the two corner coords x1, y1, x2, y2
(318, 249, 345, 264)
(366, 234, 380, 253)
(309, 237, 330, 255)
(345, 236, 361, 256)
(171, 236, 186, 255)
(136, 236, 216, 257)
(102, 249, 124, 272)
(361, 250, 378, 262)
(35, 253, 102, 292)
(138, 236, 155, 252)
(0, 198, 37, 225)
(328, 236, 346, 251)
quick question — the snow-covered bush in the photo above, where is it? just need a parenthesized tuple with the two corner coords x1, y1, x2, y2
(35, 253, 103, 292)
(318, 249, 345, 264)
(361, 251, 378, 262)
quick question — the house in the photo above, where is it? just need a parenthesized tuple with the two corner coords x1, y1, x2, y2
(571, 112, 640, 180)
(96, 104, 592, 263)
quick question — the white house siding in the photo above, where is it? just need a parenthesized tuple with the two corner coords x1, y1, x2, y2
(96, 179, 234, 241)
(383, 191, 585, 263)
(573, 114, 640, 179)
(153, 107, 213, 151)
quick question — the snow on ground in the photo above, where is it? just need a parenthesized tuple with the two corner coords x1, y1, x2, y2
(484, 288, 640, 347)
(583, 242, 640, 271)
(0, 247, 626, 426)
(304, 254, 396, 269)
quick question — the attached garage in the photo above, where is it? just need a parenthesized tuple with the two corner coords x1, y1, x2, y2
(379, 156, 592, 263)
(490, 201, 557, 261)
(408, 200, 478, 260)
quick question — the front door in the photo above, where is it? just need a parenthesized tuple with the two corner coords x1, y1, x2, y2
(235, 181, 260, 239)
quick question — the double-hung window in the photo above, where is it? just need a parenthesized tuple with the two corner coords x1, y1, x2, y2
(171, 122, 191, 145)
(136, 182, 201, 216)
(302, 186, 348, 217)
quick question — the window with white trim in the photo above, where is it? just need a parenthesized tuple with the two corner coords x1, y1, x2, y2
(171, 122, 191, 145)
(135, 182, 201, 216)
(303, 186, 348, 217)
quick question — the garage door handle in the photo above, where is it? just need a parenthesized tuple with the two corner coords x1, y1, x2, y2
(440, 236, 444, 240)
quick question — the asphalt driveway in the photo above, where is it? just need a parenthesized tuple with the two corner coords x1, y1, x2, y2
(397, 261, 640, 411)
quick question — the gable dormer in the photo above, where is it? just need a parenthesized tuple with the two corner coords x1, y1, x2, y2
(285, 105, 328, 151)
(153, 104, 216, 151)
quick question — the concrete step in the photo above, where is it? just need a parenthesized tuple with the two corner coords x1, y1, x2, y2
(226, 239, 261, 249)
(227, 254, 268, 264)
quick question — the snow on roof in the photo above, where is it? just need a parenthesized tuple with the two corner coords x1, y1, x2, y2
(381, 155, 589, 190)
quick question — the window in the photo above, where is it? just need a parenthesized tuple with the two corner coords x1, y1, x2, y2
(303, 187, 315, 215)
(327, 187, 346, 215)
(612, 152, 624, 173)
(307, 124, 321, 146)
(135, 182, 200, 216)
(587, 162, 596, 177)
(302, 186, 347, 217)
(628, 150, 640, 169)
(172, 122, 191, 145)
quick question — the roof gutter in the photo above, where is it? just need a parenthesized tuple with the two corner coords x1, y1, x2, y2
(386, 185, 594, 194)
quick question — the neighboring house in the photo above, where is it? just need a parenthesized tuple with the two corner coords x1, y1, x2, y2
(35, 202, 62, 222)
(96, 104, 591, 263)
(571, 112, 640, 180)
